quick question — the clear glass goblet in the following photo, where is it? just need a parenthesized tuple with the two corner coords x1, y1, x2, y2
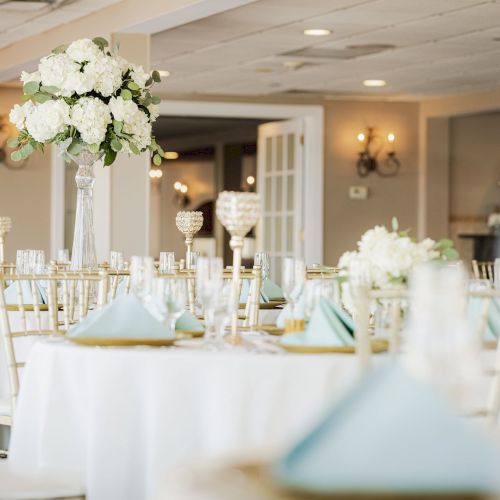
(282, 257, 305, 319)
(130, 256, 154, 302)
(154, 278, 187, 336)
(159, 252, 176, 274)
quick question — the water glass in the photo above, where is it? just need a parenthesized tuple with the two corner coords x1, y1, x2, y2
(29, 249, 45, 274)
(110, 250, 125, 271)
(159, 252, 176, 274)
(153, 278, 187, 335)
(304, 279, 323, 321)
(188, 251, 199, 270)
(254, 252, 270, 281)
(130, 256, 154, 302)
(16, 249, 29, 273)
(282, 258, 305, 317)
(57, 249, 70, 264)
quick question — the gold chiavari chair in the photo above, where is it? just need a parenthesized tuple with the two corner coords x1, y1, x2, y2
(471, 260, 494, 283)
(0, 269, 108, 425)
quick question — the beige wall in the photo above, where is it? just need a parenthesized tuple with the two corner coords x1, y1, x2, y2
(323, 100, 420, 265)
(0, 87, 51, 261)
(159, 159, 215, 259)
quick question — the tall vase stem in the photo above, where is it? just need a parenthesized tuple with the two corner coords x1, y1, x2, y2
(71, 164, 97, 270)
(228, 236, 243, 345)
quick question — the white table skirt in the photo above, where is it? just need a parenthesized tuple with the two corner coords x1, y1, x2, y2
(8, 341, 362, 500)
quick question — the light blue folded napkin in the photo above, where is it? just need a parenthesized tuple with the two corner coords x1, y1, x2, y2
(276, 296, 305, 328)
(273, 364, 500, 494)
(280, 297, 354, 347)
(467, 297, 499, 340)
(4, 280, 46, 305)
(68, 295, 172, 338)
(175, 310, 204, 331)
(240, 278, 284, 304)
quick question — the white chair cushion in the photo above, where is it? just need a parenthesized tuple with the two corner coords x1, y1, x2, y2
(0, 462, 84, 500)
(0, 399, 11, 418)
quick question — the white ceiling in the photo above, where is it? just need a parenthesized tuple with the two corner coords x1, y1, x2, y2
(0, 0, 120, 50)
(151, 0, 500, 99)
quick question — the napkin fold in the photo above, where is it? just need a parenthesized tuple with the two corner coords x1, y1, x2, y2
(4, 280, 46, 305)
(175, 309, 204, 331)
(273, 364, 500, 494)
(280, 297, 354, 347)
(68, 295, 172, 338)
(240, 278, 284, 304)
(467, 297, 500, 340)
(276, 296, 305, 328)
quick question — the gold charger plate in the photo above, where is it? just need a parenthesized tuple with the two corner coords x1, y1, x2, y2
(67, 336, 178, 347)
(177, 329, 204, 338)
(260, 325, 285, 336)
(279, 339, 389, 354)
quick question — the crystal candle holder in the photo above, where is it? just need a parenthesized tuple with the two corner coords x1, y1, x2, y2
(175, 211, 203, 270)
(0, 216, 13, 263)
(216, 191, 261, 344)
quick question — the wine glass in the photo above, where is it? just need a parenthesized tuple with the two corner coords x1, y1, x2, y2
(16, 249, 29, 273)
(110, 250, 125, 271)
(57, 249, 70, 264)
(304, 279, 323, 322)
(196, 257, 223, 342)
(154, 278, 187, 336)
(130, 256, 154, 302)
(282, 258, 305, 318)
(159, 252, 176, 274)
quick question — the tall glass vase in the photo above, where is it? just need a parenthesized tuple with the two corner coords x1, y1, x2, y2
(67, 151, 103, 271)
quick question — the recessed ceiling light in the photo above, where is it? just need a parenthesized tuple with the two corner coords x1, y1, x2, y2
(303, 28, 331, 36)
(158, 70, 170, 77)
(363, 79, 387, 87)
(283, 60, 304, 70)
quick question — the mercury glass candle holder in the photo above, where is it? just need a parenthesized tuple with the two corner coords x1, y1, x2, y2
(216, 191, 261, 345)
(175, 211, 204, 269)
(0, 216, 13, 263)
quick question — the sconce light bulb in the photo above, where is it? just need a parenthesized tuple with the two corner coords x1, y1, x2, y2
(180, 184, 188, 194)
(174, 181, 182, 190)
(165, 151, 179, 160)
(357, 133, 365, 143)
(387, 132, 395, 143)
(246, 175, 255, 185)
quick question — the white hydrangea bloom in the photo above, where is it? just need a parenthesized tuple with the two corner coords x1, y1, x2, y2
(108, 96, 139, 123)
(9, 101, 35, 130)
(130, 64, 150, 88)
(20, 70, 41, 84)
(38, 53, 83, 97)
(147, 103, 159, 122)
(25, 100, 70, 142)
(70, 97, 111, 145)
(123, 109, 152, 150)
(66, 38, 101, 63)
(85, 53, 122, 97)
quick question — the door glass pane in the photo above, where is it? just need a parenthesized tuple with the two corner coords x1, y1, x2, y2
(276, 135, 283, 172)
(265, 137, 272, 173)
(286, 215, 294, 252)
(276, 175, 283, 212)
(264, 216, 272, 248)
(274, 256, 282, 285)
(265, 177, 272, 211)
(287, 175, 294, 211)
(275, 218, 282, 252)
(287, 134, 295, 171)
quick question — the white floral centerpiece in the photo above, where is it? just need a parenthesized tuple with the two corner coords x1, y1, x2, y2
(8, 37, 164, 166)
(7, 37, 166, 270)
(338, 218, 459, 313)
(488, 213, 500, 230)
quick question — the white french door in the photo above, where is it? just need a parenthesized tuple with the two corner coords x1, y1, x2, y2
(257, 119, 304, 283)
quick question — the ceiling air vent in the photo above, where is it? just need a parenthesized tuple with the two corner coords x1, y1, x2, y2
(283, 44, 395, 61)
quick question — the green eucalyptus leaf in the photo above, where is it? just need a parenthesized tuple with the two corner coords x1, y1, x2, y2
(127, 81, 140, 91)
(129, 142, 140, 155)
(145, 77, 153, 87)
(151, 96, 161, 105)
(113, 120, 123, 133)
(442, 247, 459, 260)
(92, 37, 109, 50)
(391, 216, 399, 232)
(7, 137, 19, 148)
(157, 144, 165, 156)
(34, 92, 51, 103)
(10, 150, 22, 162)
(40, 85, 59, 94)
(51, 44, 68, 54)
(67, 140, 83, 155)
(104, 149, 117, 166)
(23, 81, 40, 95)
(121, 89, 132, 100)
(88, 143, 100, 154)
(111, 139, 122, 152)
(153, 153, 162, 166)
(142, 96, 152, 106)
(152, 70, 161, 83)
(20, 143, 33, 158)
(436, 238, 454, 249)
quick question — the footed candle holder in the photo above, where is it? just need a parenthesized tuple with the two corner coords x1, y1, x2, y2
(0, 217, 12, 263)
(176, 211, 204, 269)
(216, 191, 261, 345)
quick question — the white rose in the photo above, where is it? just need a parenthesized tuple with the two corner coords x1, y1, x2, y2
(70, 97, 111, 145)
(25, 100, 70, 142)
(20, 70, 41, 84)
(66, 38, 101, 63)
(130, 64, 150, 88)
(9, 101, 35, 130)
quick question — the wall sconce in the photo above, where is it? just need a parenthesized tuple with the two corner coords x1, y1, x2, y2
(173, 181, 190, 207)
(149, 167, 163, 181)
(356, 127, 400, 177)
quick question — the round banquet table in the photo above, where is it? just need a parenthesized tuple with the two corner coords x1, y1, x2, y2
(8, 339, 364, 500)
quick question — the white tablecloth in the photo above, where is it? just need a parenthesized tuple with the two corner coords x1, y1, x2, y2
(8, 340, 362, 500)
